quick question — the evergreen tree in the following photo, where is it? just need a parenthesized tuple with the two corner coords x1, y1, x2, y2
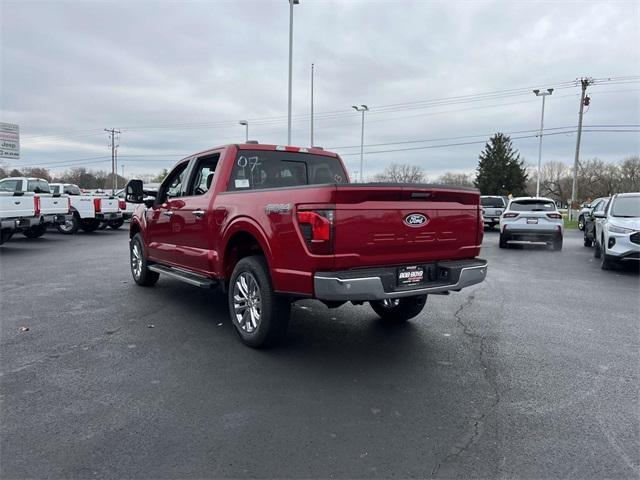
(474, 133, 528, 196)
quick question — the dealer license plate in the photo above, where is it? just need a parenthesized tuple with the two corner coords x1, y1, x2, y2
(398, 266, 425, 286)
(526, 218, 538, 224)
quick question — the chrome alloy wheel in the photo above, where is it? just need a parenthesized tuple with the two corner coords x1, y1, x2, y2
(233, 272, 262, 333)
(59, 218, 75, 233)
(381, 299, 400, 308)
(131, 243, 143, 279)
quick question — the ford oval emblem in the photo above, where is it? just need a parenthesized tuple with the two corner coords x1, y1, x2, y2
(404, 213, 428, 227)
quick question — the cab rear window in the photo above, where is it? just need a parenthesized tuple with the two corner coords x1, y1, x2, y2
(481, 197, 505, 208)
(228, 150, 347, 191)
(509, 200, 556, 212)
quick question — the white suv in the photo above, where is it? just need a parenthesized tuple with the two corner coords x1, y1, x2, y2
(499, 197, 564, 250)
(593, 192, 640, 269)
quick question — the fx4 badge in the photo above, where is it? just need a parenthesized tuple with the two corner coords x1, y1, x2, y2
(404, 213, 428, 227)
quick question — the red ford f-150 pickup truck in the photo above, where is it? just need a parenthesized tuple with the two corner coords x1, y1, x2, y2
(125, 143, 487, 347)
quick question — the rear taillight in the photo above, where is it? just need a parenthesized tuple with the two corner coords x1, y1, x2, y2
(118, 200, 126, 210)
(34, 196, 41, 216)
(93, 198, 102, 213)
(503, 212, 518, 218)
(297, 209, 334, 254)
(546, 213, 562, 219)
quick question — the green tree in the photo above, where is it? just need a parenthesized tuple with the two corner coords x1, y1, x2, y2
(474, 133, 528, 196)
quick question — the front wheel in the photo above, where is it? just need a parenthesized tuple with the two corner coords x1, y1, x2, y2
(228, 256, 291, 348)
(600, 243, 615, 270)
(369, 295, 427, 323)
(23, 224, 47, 239)
(109, 218, 125, 230)
(81, 219, 100, 233)
(130, 233, 159, 286)
(578, 215, 585, 231)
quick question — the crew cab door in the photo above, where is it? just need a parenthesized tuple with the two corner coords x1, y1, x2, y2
(146, 160, 191, 264)
(169, 152, 220, 273)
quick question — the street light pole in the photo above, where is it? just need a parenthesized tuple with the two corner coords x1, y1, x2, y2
(239, 120, 248, 142)
(533, 88, 553, 197)
(310, 63, 314, 146)
(287, 0, 299, 145)
(352, 105, 369, 183)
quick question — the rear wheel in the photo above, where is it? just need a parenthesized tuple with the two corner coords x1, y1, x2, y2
(80, 219, 100, 233)
(583, 232, 592, 247)
(552, 236, 563, 251)
(228, 256, 291, 348)
(57, 213, 79, 234)
(23, 224, 47, 239)
(369, 295, 427, 323)
(109, 218, 125, 230)
(130, 233, 159, 286)
(98, 222, 108, 230)
(499, 233, 508, 248)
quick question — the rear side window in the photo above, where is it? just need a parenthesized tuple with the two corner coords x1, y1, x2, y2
(51, 185, 61, 194)
(27, 180, 50, 193)
(509, 200, 556, 212)
(0, 179, 20, 191)
(228, 150, 347, 191)
(481, 197, 505, 208)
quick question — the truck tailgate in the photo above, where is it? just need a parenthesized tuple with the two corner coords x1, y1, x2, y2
(0, 193, 35, 218)
(332, 185, 481, 268)
(38, 194, 69, 215)
(98, 197, 119, 213)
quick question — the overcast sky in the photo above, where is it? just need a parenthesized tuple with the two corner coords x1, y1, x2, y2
(1, 0, 639, 180)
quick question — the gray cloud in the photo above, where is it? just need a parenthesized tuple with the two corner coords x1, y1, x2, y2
(1, 0, 638, 179)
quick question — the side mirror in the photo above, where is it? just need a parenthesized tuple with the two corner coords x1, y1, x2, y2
(125, 179, 144, 203)
(593, 211, 605, 219)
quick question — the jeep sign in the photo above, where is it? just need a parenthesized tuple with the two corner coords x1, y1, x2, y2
(0, 123, 19, 159)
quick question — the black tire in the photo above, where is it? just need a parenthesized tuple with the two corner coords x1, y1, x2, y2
(552, 236, 563, 251)
(109, 218, 125, 230)
(594, 240, 601, 258)
(1, 229, 13, 245)
(98, 222, 108, 230)
(600, 242, 615, 270)
(499, 233, 508, 248)
(80, 219, 100, 233)
(369, 295, 428, 323)
(228, 255, 291, 348)
(130, 233, 159, 286)
(578, 215, 585, 231)
(583, 234, 593, 247)
(23, 224, 47, 239)
(57, 213, 80, 234)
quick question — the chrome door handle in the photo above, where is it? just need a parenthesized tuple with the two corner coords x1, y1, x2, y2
(162, 211, 173, 217)
(193, 210, 205, 218)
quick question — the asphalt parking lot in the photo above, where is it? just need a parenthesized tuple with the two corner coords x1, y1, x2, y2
(1, 228, 639, 479)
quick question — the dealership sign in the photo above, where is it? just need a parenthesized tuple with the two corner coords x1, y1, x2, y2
(0, 122, 20, 159)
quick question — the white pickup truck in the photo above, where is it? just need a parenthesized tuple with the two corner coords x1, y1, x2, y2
(49, 183, 123, 233)
(0, 177, 70, 239)
(0, 191, 38, 244)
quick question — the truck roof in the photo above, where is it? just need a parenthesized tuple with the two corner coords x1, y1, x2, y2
(185, 143, 339, 162)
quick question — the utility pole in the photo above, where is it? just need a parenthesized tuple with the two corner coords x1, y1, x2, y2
(310, 63, 314, 146)
(352, 105, 369, 183)
(287, 0, 299, 145)
(105, 128, 120, 194)
(570, 77, 593, 220)
(533, 88, 553, 197)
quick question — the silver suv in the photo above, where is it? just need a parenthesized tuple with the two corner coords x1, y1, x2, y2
(593, 193, 640, 269)
(499, 197, 564, 250)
